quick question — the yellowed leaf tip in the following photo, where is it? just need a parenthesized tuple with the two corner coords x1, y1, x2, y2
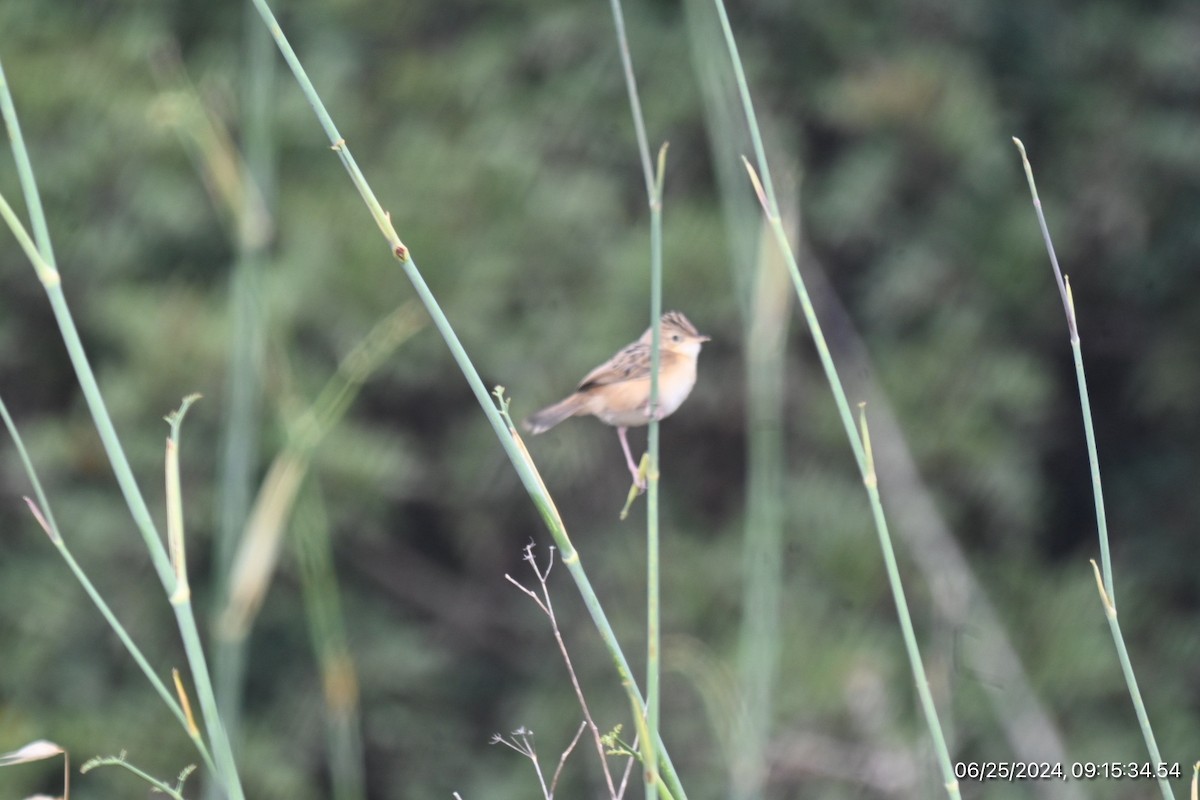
(655, 142, 670, 190)
(1089, 559, 1114, 615)
(173, 668, 200, 737)
(741, 156, 769, 212)
(620, 479, 640, 520)
(23, 497, 58, 542)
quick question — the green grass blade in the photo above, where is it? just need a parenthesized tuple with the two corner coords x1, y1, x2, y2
(603, 0, 676, 790)
(1, 57, 245, 800)
(1014, 138, 1172, 800)
(295, 488, 367, 800)
(211, 9, 276, 765)
(247, 4, 686, 793)
(705, 5, 960, 795)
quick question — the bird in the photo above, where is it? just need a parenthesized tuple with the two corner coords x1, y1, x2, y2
(522, 311, 710, 488)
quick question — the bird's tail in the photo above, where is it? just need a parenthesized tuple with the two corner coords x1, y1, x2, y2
(522, 393, 589, 434)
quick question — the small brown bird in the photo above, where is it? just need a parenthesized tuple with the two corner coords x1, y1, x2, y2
(523, 311, 710, 488)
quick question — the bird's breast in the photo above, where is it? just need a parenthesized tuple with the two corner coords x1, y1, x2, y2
(588, 356, 698, 427)
(653, 358, 698, 419)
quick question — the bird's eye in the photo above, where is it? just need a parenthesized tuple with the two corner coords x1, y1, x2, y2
(672, 334, 682, 342)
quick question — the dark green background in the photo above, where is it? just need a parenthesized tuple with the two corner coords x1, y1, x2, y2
(2, 0, 1199, 797)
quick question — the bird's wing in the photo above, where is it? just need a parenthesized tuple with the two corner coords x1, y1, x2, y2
(577, 342, 677, 390)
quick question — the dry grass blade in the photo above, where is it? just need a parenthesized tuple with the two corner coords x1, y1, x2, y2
(0, 740, 69, 800)
(0, 741, 64, 766)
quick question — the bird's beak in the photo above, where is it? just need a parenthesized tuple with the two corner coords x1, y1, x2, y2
(698, 333, 712, 343)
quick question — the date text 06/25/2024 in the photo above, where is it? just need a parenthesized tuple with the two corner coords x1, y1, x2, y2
(955, 762, 1184, 782)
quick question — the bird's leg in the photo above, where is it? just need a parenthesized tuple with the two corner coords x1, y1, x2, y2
(617, 426, 645, 490)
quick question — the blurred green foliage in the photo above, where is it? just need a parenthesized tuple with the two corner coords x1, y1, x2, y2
(2, 0, 1200, 798)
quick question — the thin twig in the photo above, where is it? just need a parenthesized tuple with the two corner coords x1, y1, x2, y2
(491, 729, 549, 800)
(615, 733, 640, 800)
(549, 721, 589, 797)
(508, 543, 618, 796)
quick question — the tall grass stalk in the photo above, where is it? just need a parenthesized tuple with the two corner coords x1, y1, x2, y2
(245, 2, 687, 795)
(0, 59, 172, 591)
(703, 5, 960, 795)
(604, 1, 670, 793)
(211, 7, 276, 773)
(1013, 138, 1173, 800)
(644, 144, 667, 799)
(295, 488, 367, 800)
(789, 270, 1086, 796)
(684, 5, 1075, 772)
(679, 6, 790, 792)
(213, 304, 419, 800)
(732, 227, 791, 798)
(644, 143, 670, 798)
(0, 58, 246, 800)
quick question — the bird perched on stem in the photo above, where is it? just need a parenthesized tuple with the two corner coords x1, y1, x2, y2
(522, 311, 710, 489)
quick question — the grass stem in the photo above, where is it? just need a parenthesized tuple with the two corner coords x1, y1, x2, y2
(603, 1, 673, 792)
(706, 6, 960, 794)
(0, 396, 218, 776)
(246, 4, 687, 794)
(1014, 138, 1172, 800)
(211, 7, 276, 769)
(1, 56, 244, 799)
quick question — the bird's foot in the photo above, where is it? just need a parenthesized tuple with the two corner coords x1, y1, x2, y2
(628, 452, 650, 492)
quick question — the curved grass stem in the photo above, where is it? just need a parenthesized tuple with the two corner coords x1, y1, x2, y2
(706, 5, 960, 795)
(246, 3, 686, 795)
(1014, 138, 1173, 800)
(0, 57, 243, 799)
(0, 396, 218, 777)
